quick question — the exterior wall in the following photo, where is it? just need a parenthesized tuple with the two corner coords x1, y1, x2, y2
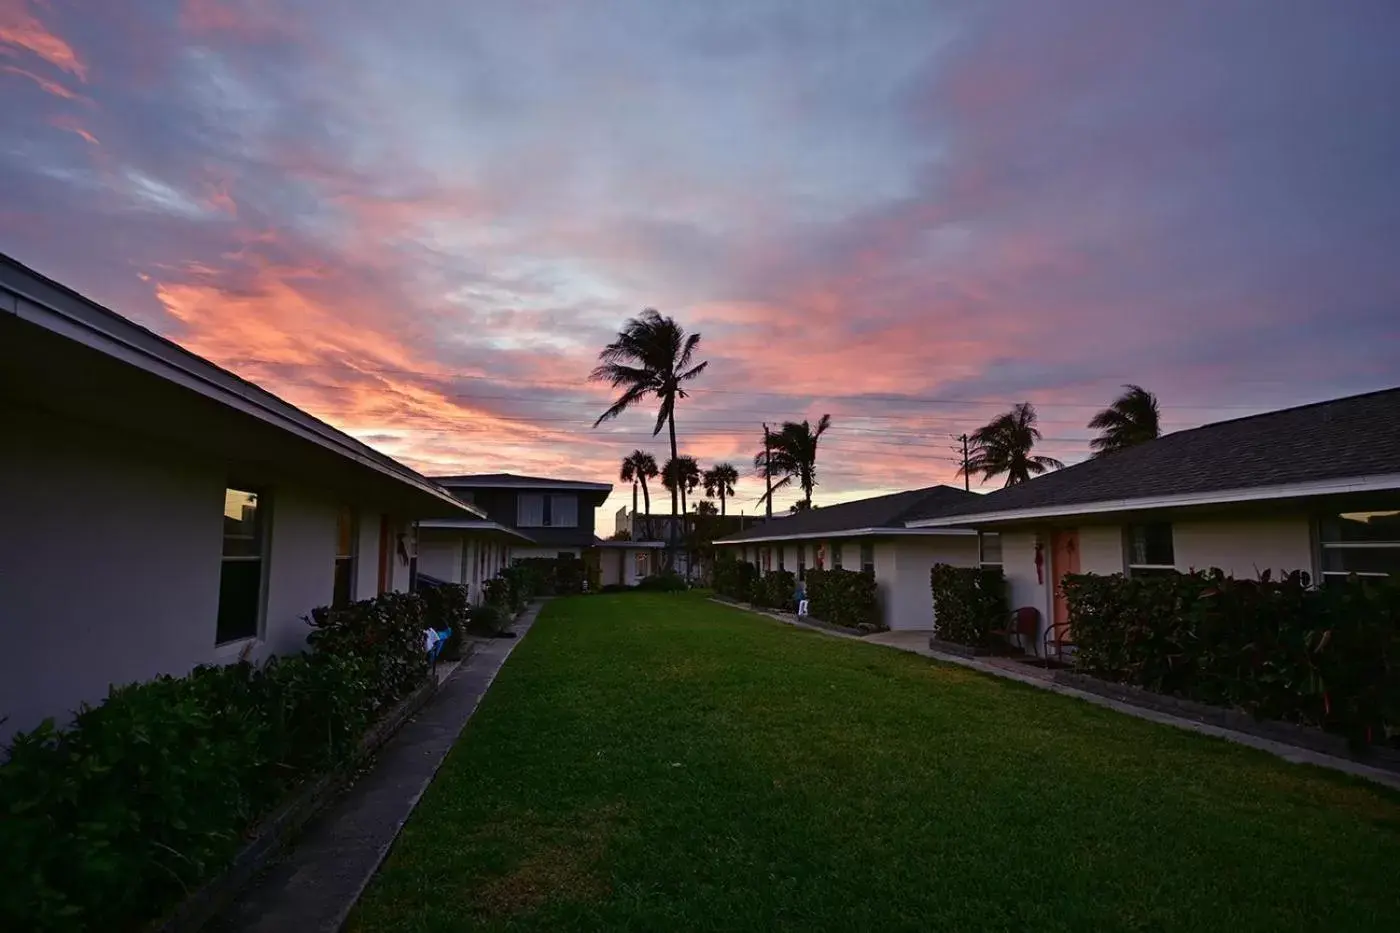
(1172, 516, 1314, 577)
(873, 541, 900, 628)
(0, 409, 409, 743)
(890, 536, 981, 630)
(512, 546, 582, 560)
(1001, 529, 1052, 652)
(418, 534, 463, 584)
(1077, 524, 1125, 575)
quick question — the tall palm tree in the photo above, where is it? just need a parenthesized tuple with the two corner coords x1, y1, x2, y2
(661, 455, 701, 517)
(754, 414, 832, 510)
(1088, 384, 1161, 457)
(960, 402, 1064, 487)
(591, 309, 708, 555)
(701, 462, 739, 515)
(619, 450, 658, 530)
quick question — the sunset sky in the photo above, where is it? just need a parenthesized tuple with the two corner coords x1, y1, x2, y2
(3, 0, 1398, 517)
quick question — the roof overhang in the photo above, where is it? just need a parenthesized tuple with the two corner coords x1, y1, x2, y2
(434, 477, 612, 493)
(905, 472, 1400, 528)
(3, 258, 481, 520)
(593, 539, 668, 549)
(418, 519, 534, 542)
(715, 527, 977, 545)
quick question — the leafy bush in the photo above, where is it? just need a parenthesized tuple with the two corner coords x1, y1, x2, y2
(420, 582, 470, 658)
(806, 568, 881, 630)
(482, 576, 513, 610)
(514, 556, 589, 595)
(753, 569, 797, 612)
(930, 564, 1008, 648)
(713, 556, 759, 602)
(467, 602, 512, 635)
(1063, 569, 1400, 748)
(0, 591, 432, 932)
(635, 571, 689, 592)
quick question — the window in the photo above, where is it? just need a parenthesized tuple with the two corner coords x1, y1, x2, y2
(979, 532, 1003, 567)
(860, 541, 875, 574)
(760, 547, 772, 573)
(1126, 523, 1175, 576)
(517, 493, 579, 528)
(218, 488, 266, 643)
(333, 506, 357, 608)
(832, 542, 843, 570)
(778, 547, 785, 572)
(797, 544, 806, 580)
(636, 551, 650, 578)
(1319, 510, 1400, 580)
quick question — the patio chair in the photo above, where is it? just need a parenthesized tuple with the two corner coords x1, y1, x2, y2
(990, 606, 1039, 654)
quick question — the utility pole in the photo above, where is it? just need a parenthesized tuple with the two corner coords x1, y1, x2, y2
(951, 433, 971, 491)
(762, 422, 773, 519)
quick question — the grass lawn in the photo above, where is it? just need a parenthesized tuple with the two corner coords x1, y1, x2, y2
(348, 594, 1400, 932)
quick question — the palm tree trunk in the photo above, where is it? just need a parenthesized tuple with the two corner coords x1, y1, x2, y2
(632, 481, 638, 516)
(667, 411, 679, 568)
(719, 490, 726, 516)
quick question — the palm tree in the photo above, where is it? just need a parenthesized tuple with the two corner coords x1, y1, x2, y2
(619, 450, 658, 534)
(754, 414, 832, 510)
(661, 455, 701, 518)
(960, 402, 1064, 487)
(591, 310, 708, 556)
(1088, 384, 1161, 457)
(701, 462, 739, 515)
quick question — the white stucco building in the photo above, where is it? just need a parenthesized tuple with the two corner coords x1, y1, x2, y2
(907, 387, 1400, 656)
(0, 254, 483, 744)
(714, 486, 982, 630)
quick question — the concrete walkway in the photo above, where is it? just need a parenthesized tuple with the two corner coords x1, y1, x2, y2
(725, 600, 1400, 792)
(217, 603, 542, 933)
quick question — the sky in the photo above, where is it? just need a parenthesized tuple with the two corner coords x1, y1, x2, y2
(3, 0, 1399, 521)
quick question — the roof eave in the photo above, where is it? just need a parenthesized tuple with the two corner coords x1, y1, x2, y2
(715, 526, 978, 545)
(904, 472, 1400, 527)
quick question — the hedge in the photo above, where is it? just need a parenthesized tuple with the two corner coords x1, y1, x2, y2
(1062, 569, 1400, 748)
(513, 556, 588, 595)
(806, 567, 881, 630)
(930, 564, 1009, 648)
(0, 591, 432, 932)
(713, 556, 759, 602)
(419, 582, 470, 658)
(753, 569, 797, 612)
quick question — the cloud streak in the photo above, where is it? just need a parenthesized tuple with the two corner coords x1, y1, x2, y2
(2, 0, 1398, 516)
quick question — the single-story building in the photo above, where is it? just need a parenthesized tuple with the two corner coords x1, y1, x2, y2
(595, 538, 669, 587)
(416, 518, 536, 604)
(0, 253, 482, 743)
(713, 485, 983, 630)
(907, 386, 1400, 655)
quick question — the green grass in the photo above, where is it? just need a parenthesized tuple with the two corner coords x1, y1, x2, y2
(348, 594, 1400, 932)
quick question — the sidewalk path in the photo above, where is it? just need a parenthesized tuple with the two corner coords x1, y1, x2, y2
(217, 603, 542, 933)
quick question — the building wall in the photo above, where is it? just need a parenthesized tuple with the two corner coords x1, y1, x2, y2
(512, 546, 582, 560)
(0, 410, 413, 743)
(1001, 529, 1051, 651)
(1172, 516, 1314, 577)
(891, 536, 980, 630)
(1078, 524, 1125, 575)
(354, 507, 382, 602)
(418, 534, 463, 584)
(873, 540, 900, 628)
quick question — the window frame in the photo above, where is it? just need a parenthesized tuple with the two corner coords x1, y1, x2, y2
(832, 541, 843, 570)
(333, 505, 358, 608)
(1318, 509, 1400, 581)
(860, 540, 875, 575)
(217, 486, 269, 645)
(796, 543, 806, 580)
(978, 531, 1003, 568)
(1125, 522, 1175, 577)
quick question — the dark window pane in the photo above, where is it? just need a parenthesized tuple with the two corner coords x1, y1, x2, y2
(980, 532, 1003, 565)
(861, 542, 874, 573)
(333, 557, 354, 608)
(217, 560, 261, 643)
(832, 543, 843, 569)
(1319, 510, 1400, 544)
(1322, 546, 1400, 577)
(223, 488, 262, 557)
(1128, 523, 1174, 566)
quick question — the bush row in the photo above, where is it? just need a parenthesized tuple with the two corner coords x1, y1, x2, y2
(930, 564, 1009, 648)
(752, 569, 797, 612)
(713, 555, 760, 602)
(1062, 569, 1400, 748)
(806, 568, 881, 630)
(0, 591, 433, 932)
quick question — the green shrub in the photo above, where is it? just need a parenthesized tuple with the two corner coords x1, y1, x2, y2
(420, 583, 470, 659)
(930, 564, 1008, 648)
(467, 602, 512, 634)
(753, 569, 797, 611)
(514, 556, 589, 595)
(635, 571, 689, 592)
(0, 592, 431, 932)
(806, 568, 881, 629)
(713, 556, 759, 602)
(1063, 569, 1400, 748)
(482, 576, 512, 610)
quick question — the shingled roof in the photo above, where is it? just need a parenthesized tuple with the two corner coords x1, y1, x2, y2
(715, 485, 978, 542)
(911, 386, 1400, 524)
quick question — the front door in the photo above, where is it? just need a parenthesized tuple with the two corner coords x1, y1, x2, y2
(1050, 529, 1080, 641)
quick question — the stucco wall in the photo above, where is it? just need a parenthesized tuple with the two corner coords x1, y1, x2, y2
(0, 409, 413, 743)
(418, 534, 463, 584)
(891, 536, 980, 630)
(1001, 530, 1051, 650)
(1173, 516, 1314, 577)
(1078, 525, 1125, 575)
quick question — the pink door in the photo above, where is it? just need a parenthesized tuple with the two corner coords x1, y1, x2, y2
(1051, 529, 1080, 641)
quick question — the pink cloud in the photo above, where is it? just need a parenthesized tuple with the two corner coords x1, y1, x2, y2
(0, 0, 85, 80)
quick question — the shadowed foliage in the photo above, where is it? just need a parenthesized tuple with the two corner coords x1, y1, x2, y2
(1088, 384, 1162, 457)
(960, 402, 1064, 487)
(754, 414, 832, 510)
